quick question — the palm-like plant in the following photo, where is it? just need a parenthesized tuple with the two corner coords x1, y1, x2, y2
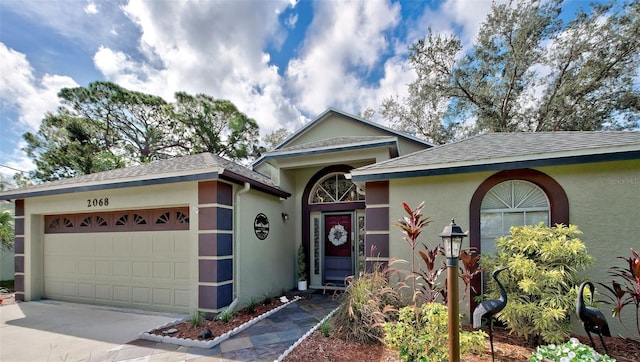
(0, 211, 14, 251)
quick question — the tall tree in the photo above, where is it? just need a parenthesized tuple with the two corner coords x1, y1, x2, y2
(382, 0, 640, 144)
(23, 113, 124, 181)
(57, 81, 186, 163)
(22, 82, 263, 183)
(0, 211, 14, 251)
(262, 127, 293, 150)
(173, 92, 264, 160)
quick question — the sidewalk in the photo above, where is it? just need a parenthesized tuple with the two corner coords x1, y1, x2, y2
(89, 293, 339, 361)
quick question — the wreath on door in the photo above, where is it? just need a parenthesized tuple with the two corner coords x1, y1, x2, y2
(328, 224, 348, 246)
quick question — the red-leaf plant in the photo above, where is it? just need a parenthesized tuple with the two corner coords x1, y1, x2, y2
(598, 248, 640, 336)
(393, 202, 432, 299)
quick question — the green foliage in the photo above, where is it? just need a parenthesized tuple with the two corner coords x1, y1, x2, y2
(381, 0, 640, 144)
(331, 262, 402, 344)
(20, 81, 263, 183)
(384, 303, 487, 361)
(262, 127, 292, 151)
(320, 320, 331, 337)
(297, 244, 307, 282)
(529, 337, 615, 362)
(188, 310, 205, 328)
(0, 211, 14, 251)
(173, 92, 264, 160)
(481, 223, 593, 346)
(217, 311, 233, 324)
(599, 248, 640, 336)
(246, 297, 258, 314)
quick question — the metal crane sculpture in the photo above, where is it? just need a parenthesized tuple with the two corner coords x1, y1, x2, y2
(576, 281, 611, 355)
(473, 266, 508, 362)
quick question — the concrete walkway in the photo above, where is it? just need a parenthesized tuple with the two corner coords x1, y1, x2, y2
(96, 293, 339, 361)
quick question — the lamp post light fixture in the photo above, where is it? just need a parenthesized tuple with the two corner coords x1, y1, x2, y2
(439, 219, 467, 362)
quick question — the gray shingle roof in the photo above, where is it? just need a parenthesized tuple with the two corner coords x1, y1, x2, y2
(0, 153, 288, 199)
(267, 136, 397, 155)
(354, 131, 640, 174)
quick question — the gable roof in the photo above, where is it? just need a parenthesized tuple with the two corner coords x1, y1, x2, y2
(259, 136, 400, 160)
(351, 131, 640, 182)
(252, 108, 433, 167)
(0, 153, 290, 200)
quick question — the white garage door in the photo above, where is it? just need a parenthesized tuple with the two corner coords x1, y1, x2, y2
(43, 208, 191, 312)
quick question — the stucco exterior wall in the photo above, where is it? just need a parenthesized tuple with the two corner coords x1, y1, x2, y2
(288, 113, 428, 155)
(235, 189, 292, 308)
(20, 182, 200, 310)
(385, 160, 640, 337)
(0, 248, 14, 281)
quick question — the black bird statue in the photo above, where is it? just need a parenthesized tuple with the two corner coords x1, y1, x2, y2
(473, 266, 508, 362)
(576, 281, 611, 355)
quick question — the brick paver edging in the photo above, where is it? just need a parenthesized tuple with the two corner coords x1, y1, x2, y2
(275, 305, 339, 362)
(139, 295, 302, 349)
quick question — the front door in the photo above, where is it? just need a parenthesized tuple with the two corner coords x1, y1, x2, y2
(323, 213, 353, 286)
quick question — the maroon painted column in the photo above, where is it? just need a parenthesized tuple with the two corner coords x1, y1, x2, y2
(197, 181, 234, 311)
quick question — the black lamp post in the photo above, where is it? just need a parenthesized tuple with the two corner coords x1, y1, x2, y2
(439, 219, 467, 362)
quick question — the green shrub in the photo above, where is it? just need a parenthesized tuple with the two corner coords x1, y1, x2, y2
(217, 311, 233, 323)
(246, 297, 258, 314)
(320, 320, 331, 337)
(529, 338, 615, 362)
(188, 310, 205, 328)
(331, 262, 403, 343)
(384, 303, 487, 361)
(481, 223, 593, 346)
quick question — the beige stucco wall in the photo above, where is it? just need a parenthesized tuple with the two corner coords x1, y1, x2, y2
(386, 159, 640, 338)
(288, 113, 428, 156)
(0, 248, 14, 281)
(234, 188, 293, 308)
(21, 182, 200, 311)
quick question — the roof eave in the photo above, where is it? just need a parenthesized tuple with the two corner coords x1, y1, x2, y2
(351, 150, 640, 183)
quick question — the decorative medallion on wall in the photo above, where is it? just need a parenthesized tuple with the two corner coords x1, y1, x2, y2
(254, 213, 269, 240)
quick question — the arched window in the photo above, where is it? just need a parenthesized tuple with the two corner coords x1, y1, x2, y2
(309, 172, 365, 204)
(480, 180, 550, 255)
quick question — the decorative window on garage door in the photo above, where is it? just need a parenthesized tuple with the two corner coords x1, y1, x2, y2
(45, 207, 190, 233)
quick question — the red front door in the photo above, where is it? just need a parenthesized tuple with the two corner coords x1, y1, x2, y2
(324, 213, 353, 285)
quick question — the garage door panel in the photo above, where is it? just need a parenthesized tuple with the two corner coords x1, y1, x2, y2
(153, 234, 172, 254)
(78, 283, 95, 298)
(78, 260, 94, 275)
(95, 260, 112, 276)
(132, 235, 152, 255)
(45, 230, 191, 312)
(95, 285, 112, 300)
(132, 261, 151, 278)
(153, 288, 172, 306)
(95, 236, 113, 255)
(132, 287, 151, 304)
(113, 286, 131, 302)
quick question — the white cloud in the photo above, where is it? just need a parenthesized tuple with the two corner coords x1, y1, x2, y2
(0, 43, 77, 131)
(84, 1, 98, 15)
(0, 44, 77, 179)
(286, 0, 401, 115)
(92, 0, 305, 135)
(285, 13, 298, 29)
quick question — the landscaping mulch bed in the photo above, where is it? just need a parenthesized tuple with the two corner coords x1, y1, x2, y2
(149, 297, 286, 341)
(0, 292, 16, 306)
(284, 327, 640, 362)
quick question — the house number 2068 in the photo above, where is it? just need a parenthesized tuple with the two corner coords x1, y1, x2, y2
(87, 198, 109, 207)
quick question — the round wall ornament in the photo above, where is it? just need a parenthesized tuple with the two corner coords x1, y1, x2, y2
(328, 223, 348, 246)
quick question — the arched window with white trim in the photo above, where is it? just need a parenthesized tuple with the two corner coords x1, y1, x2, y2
(480, 180, 550, 256)
(309, 172, 365, 204)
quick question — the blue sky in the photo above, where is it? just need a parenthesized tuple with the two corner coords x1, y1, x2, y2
(0, 0, 603, 181)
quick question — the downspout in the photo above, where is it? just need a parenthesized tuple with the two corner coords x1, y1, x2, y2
(221, 181, 250, 316)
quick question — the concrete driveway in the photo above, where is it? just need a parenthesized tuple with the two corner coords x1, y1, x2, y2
(0, 300, 185, 362)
